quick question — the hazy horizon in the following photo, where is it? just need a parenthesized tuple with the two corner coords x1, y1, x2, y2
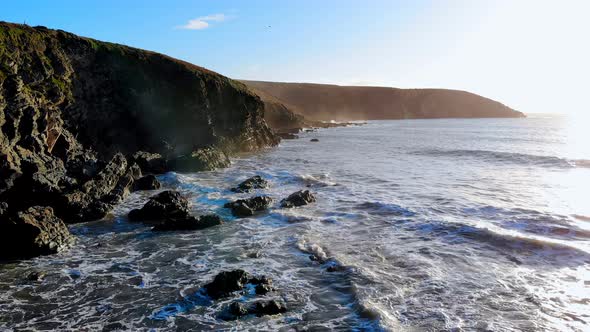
(3, 0, 589, 119)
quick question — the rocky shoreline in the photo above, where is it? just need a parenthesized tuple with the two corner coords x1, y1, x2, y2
(0, 22, 279, 261)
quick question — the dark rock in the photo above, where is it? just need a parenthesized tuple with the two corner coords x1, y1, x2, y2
(228, 302, 249, 318)
(131, 152, 168, 174)
(224, 196, 273, 217)
(280, 190, 316, 208)
(128, 190, 189, 222)
(310, 138, 319, 142)
(204, 270, 252, 300)
(152, 214, 223, 231)
(26, 270, 48, 282)
(169, 147, 230, 172)
(251, 300, 287, 316)
(231, 175, 268, 193)
(0, 206, 75, 260)
(277, 133, 298, 139)
(133, 175, 161, 191)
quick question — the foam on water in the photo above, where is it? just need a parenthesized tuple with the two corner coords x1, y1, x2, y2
(1, 117, 589, 331)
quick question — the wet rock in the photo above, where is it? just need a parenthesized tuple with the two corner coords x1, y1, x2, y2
(131, 151, 168, 174)
(310, 138, 319, 142)
(169, 147, 230, 172)
(251, 300, 287, 316)
(133, 175, 161, 191)
(0, 206, 75, 260)
(204, 270, 252, 299)
(280, 190, 316, 208)
(224, 196, 273, 217)
(204, 270, 274, 300)
(231, 175, 268, 193)
(277, 133, 298, 139)
(128, 190, 189, 222)
(222, 300, 286, 320)
(152, 214, 223, 231)
(26, 270, 48, 282)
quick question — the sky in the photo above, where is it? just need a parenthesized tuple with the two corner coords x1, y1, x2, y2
(2, 0, 589, 116)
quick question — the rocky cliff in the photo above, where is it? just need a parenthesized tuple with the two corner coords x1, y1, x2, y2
(0, 22, 278, 260)
(241, 80, 525, 122)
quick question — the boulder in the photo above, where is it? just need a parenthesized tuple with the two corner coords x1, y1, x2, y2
(204, 270, 274, 300)
(280, 190, 316, 208)
(204, 270, 252, 300)
(224, 196, 273, 217)
(230, 175, 268, 193)
(133, 175, 161, 191)
(152, 214, 222, 231)
(222, 300, 287, 320)
(128, 190, 189, 222)
(0, 206, 75, 260)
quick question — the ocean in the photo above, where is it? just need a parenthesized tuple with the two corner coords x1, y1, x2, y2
(1, 116, 589, 331)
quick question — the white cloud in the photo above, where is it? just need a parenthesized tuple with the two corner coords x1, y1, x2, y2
(177, 14, 230, 30)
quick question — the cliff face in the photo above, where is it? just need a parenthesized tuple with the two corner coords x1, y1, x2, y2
(241, 80, 525, 122)
(0, 22, 277, 259)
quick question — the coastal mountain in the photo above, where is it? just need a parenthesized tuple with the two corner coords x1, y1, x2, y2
(0, 22, 277, 259)
(242, 80, 525, 124)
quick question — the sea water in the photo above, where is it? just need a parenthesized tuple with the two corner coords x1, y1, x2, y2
(1, 116, 589, 331)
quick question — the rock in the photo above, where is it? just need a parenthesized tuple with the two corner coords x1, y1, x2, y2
(128, 190, 189, 222)
(251, 300, 287, 316)
(133, 175, 161, 191)
(152, 214, 223, 231)
(169, 147, 230, 172)
(131, 152, 168, 174)
(204, 270, 252, 300)
(204, 270, 274, 300)
(224, 196, 273, 217)
(26, 270, 48, 282)
(310, 138, 319, 142)
(280, 190, 316, 208)
(228, 302, 249, 318)
(0, 206, 75, 260)
(277, 133, 298, 139)
(222, 299, 286, 320)
(231, 175, 268, 193)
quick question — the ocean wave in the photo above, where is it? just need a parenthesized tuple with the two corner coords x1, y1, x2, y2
(407, 219, 590, 260)
(295, 173, 338, 187)
(413, 149, 589, 169)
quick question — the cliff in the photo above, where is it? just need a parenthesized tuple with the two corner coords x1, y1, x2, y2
(241, 80, 525, 122)
(0, 22, 277, 259)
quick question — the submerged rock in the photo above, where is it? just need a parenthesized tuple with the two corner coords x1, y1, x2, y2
(280, 190, 316, 208)
(152, 214, 222, 231)
(128, 190, 189, 222)
(133, 175, 161, 191)
(310, 138, 319, 142)
(0, 206, 75, 260)
(231, 175, 268, 193)
(224, 196, 273, 217)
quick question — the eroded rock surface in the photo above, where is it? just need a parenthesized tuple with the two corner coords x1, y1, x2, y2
(280, 190, 316, 208)
(224, 196, 273, 217)
(230, 175, 268, 193)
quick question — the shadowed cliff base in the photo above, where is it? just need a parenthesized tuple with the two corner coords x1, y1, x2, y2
(242, 80, 525, 124)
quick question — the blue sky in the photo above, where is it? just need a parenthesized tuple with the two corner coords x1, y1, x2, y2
(2, 1, 589, 116)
